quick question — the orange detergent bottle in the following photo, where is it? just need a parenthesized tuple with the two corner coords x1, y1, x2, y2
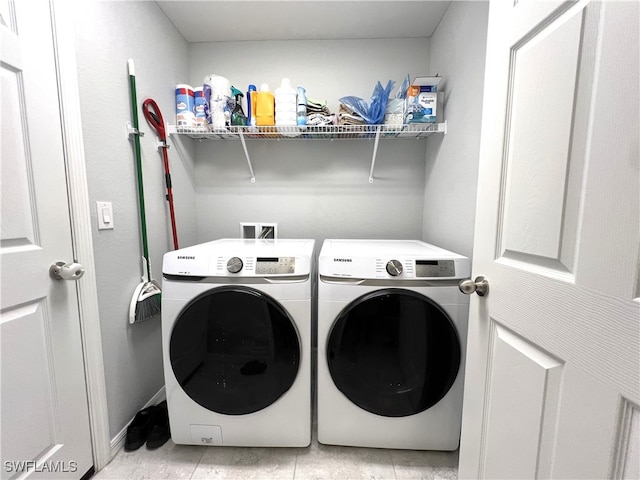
(255, 83, 275, 126)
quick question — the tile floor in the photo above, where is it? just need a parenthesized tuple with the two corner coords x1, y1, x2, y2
(93, 433, 458, 480)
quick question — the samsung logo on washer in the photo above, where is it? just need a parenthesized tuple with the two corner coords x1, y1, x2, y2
(333, 258, 352, 263)
(177, 256, 195, 260)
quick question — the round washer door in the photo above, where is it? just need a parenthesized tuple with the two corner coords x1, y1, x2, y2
(327, 288, 461, 417)
(170, 285, 300, 415)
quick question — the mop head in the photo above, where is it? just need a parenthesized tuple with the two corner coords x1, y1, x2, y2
(129, 280, 161, 324)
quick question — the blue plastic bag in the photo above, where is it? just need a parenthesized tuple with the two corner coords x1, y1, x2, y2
(340, 80, 395, 125)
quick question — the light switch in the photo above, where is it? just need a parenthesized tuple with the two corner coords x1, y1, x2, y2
(97, 201, 114, 230)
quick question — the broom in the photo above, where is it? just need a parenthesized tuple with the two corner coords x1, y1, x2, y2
(128, 59, 161, 324)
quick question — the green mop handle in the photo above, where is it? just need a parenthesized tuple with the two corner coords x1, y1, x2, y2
(128, 59, 152, 283)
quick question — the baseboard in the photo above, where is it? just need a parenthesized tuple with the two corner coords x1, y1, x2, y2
(109, 386, 166, 455)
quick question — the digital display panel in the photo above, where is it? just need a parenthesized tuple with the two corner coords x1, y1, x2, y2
(415, 260, 455, 277)
(256, 257, 295, 275)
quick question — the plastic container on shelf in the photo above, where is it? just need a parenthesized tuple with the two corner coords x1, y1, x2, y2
(204, 74, 231, 130)
(230, 86, 247, 126)
(255, 83, 275, 127)
(275, 78, 297, 132)
(193, 87, 207, 130)
(296, 85, 307, 126)
(247, 84, 257, 127)
(175, 84, 195, 128)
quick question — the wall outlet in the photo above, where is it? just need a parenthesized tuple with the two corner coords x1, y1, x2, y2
(240, 222, 278, 239)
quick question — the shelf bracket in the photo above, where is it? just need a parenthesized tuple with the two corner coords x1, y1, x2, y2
(238, 130, 256, 183)
(368, 127, 382, 183)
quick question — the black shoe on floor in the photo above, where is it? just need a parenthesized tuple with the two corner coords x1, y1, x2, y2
(124, 406, 153, 451)
(146, 401, 170, 450)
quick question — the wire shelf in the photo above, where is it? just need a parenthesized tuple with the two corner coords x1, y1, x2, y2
(168, 122, 446, 140)
(167, 121, 447, 183)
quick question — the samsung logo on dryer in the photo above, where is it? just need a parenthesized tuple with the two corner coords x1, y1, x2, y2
(333, 258, 353, 263)
(177, 255, 196, 260)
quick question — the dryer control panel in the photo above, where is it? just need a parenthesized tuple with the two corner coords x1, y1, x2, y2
(321, 256, 468, 279)
(318, 239, 470, 280)
(369, 257, 460, 279)
(415, 259, 456, 277)
(377, 259, 456, 277)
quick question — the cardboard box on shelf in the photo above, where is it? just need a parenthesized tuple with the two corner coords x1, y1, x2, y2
(405, 76, 443, 124)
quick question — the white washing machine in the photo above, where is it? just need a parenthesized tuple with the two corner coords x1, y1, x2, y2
(317, 239, 470, 450)
(162, 238, 315, 447)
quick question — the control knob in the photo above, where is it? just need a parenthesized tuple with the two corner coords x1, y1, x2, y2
(386, 259, 403, 277)
(227, 257, 243, 273)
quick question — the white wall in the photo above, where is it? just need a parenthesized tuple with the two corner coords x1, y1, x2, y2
(422, 1, 489, 259)
(73, 2, 197, 440)
(188, 39, 431, 244)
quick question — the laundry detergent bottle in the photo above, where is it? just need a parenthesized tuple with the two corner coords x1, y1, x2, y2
(275, 78, 297, 129)
(255, 83, 275, 127)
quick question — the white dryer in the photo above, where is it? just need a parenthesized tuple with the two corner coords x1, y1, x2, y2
(317, 239, 470, 450)
(162, 238, 315, 447)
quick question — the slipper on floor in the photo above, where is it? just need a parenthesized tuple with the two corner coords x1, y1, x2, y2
(124, 406, 153, 451)
(146, 400, 170, 450)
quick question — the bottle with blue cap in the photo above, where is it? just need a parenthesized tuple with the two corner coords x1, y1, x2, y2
(247, 84, 257, 126)
(297, 85, 307, 126)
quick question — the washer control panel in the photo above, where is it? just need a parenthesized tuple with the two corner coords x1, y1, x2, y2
(214, 255, 300, 276)
(255, 257, 295, 275)
(162, 239, 314, 278)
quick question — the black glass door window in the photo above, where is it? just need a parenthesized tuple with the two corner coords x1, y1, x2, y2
(327, 288, 460, 417)
(170, 286, 300, 415)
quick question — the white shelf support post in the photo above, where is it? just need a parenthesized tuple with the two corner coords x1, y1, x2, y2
(368, 127, 382, 183)
(238, 129, 256, 183)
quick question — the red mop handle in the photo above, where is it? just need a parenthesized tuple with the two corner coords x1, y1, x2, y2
(142, 98, 179, 250)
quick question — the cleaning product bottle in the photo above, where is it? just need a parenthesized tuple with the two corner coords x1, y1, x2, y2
(193, 87, 207, 130)
(255, 83, 275, 127)
(247, 84, 257, 126)
(296, 85, 307, 126)
(204, 74, 231, 130)
(230, 86, 247, 126)
(275, 78, 297, 133)
(175, 84, 195, 129)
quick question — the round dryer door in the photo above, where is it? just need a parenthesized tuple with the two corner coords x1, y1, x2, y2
(327, 288, 461, 417)
(170, 286, 300, 415)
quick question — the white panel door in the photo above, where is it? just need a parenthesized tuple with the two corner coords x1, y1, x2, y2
(1, 0, 93, 478)
(459, 1, 639, 479)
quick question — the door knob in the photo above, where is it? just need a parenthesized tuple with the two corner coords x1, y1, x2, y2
(50, 261, 85, 281)
(458, 276, 489, 296)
